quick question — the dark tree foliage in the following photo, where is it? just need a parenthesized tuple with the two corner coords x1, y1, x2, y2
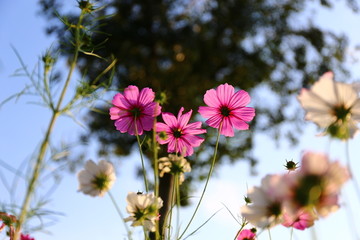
(39, 0, 357, 202)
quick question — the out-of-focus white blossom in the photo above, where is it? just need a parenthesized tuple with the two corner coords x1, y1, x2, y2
(77, 160, 116, 197)
(298, 71, 360, 139)
(241, 174, 288, 228)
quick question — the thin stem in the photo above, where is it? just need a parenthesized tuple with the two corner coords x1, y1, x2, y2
(167, 174, 177, 240)
(290, 227, 293, 240)
(175, 174, 181, 240)
(178, 125, 222, 239)
(233, 230, 240, 240)
(267, 228, 272, 240)
(14, 10, 85, 240)
(108, 191, 133, 240)
(134, 119, 149, 192)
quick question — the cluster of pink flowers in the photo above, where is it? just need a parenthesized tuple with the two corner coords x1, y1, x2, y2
(241, 152, 349, 231)
(110, 83, 255, 156)
(108, 83, 256, 233)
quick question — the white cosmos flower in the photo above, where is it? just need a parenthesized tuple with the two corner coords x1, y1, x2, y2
(77, 160, 116, 197)
(297, 71, 360, 139)
(124, 192, 163, 232)
(158, 154, 191, 184)
(241, 174, 288, 228)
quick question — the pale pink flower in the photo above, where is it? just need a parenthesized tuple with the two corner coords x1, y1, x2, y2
(286, 152, 349, 218)
(110, 85, 161, 135)
(282, 210, 317, 230)
(156, 107, 206, 156)
(198, 83, 255, 136)
(300, 152, 349, 195)
(237, 229, 256, 240)
(297, 72, 360, 139)
(77, 160, 116, 197)
(241, 175, 288, 228)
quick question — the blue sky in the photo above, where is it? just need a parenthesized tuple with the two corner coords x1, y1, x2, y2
(1, 1, 360, 240)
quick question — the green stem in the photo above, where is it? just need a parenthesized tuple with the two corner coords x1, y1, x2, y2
(14, 11, 85, 240)
(178, 126, 222, 239)
(134, 118, 149, 192)
(175, 174, 181, 240)
(108, 191, 132, 240)
(167, 174, 177, 240)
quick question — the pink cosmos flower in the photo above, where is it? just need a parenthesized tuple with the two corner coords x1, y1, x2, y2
(198, 83, 255, 136)
(110, 85, 161, 135)
(282, 210, 317, 230)
(237, 229, 256, 240)
(21, 233, 35, 240)
(156, 107, 206, 156)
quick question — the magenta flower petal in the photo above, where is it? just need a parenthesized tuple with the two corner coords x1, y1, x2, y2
(156, 122, 171, 133)
(115, 116, 133, 133)
(229, 90, 251, 108)
(221, 117, 234, 137)
(198, 106, 218, 118)
(231, 117, 249, 130)
(183, 120, 207, 136)
(110, 85, 161, 135)
(112, 93, 131, 109)
(21, 234, 35, 240)
(237, 229, 256, 240)
(138, 87, 155, 105)
(156, 107, 206, 156)
(139, 116, 154, 131)
(167, 137, 177, 152)
(282, 210, 316, 230)
(216, 83, 234, 105)
(109, 107, 127, 120)
(178, 108, 192, 129)
(203, 89, 221, 107)
(124, 85, 140, 105)
(199, 83, 255, 136)
(232, 107, 256, 122)
(206, 114, 223, 129)
(162, 112, 178, 128)
(183, 134, 205, 147)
